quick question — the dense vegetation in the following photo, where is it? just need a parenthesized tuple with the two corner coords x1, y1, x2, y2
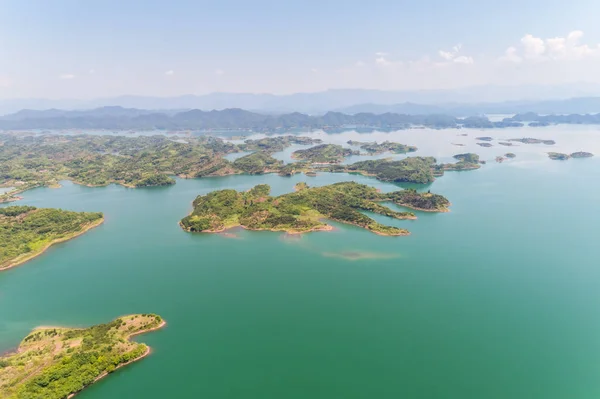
(0, 206, 103, 269)
(570, 152, 594, 158)
(547, 152, 594, 161)
(452, 153, 480, 163)
(232, 152, 283, 174)
(347, 140, 418, 155)
(238, 136, 322, 152)
(292, 144, 359, 163)
(548, 152, 570, 160)
(508, 138, 555, 145)
(0, 133, 483, 202)
(0, 314, 164, 399)
(506, 112, 600, 125)
(0, 134, 241, 201)
(0, 107, 532, 131)
(324, 157, 437, 184)
(181, 182, 450, 236)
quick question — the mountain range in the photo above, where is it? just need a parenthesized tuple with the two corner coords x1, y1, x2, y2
(3, 84, 600, 116)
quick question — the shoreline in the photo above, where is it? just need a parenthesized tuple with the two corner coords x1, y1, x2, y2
(395, 203, 451, 213)
(0, 218, 104, 272)
(67, 320, 167, 399)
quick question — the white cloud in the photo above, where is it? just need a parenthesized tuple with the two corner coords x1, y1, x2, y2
(500, 46, 522, 63)
(215, 69, 225, 76)
(311, 68, 318, 73)
(439, 50, 455, 61)
(437, 43, 473, 64)
(355, 61, 365, 67)
(165, 70, 174, 76)
(503, 30, 600, 62)
(453, 55, 474, 64)
(89, 69, 95, 74)
(59, 73, 75, 80)
(375, 52, 388, 57)
(375, 56, 391, 66)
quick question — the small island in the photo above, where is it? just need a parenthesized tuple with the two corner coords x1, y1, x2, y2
(498, 142, 514, 146)
(0, 314, 165, 399)
(452, 153, 480, 163)
(570, 151, 594, 158)
(0, 206, 104, 271)
(238, 136, 322, 153)
(476, 142, 493, 148)
(476, 137, 494, 141)
(291, 144, 359, 164)
(346, 140, 417, 155)
(548, 152, 570, 160)
(509, 138, 555, 145)
(505, 153, 516, 158)
(180, 182, 451, 236)
(547, 151, 594, 161)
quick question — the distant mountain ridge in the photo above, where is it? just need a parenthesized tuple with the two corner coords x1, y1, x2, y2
(0, 107, 519, 131)
(3, 84, 600, 115)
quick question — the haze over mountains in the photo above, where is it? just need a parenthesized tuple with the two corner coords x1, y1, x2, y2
(3, 84, 600, 116)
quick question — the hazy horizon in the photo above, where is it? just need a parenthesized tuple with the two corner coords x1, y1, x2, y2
(3, 1, 600, 99)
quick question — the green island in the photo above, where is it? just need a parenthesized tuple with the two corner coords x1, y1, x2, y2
(322, 156, 479, 184)
(291, 144, 359, 164)
(346, 140, 418, 155)
(180, 182, 450, 236)
(0, 134, 240, 202)
(0, 134, 483, 203)
(238, 136, 322, 152)
(452, 153, 480, 163)
(232, 152, 283, 174)
(509, 138, 555, 145)
(0, 314, 165, 399)
(548, 152, 570, 160)
(0, 206, 104, 271)
(548, 151, 594, 160)
(570, 151, 594, 158)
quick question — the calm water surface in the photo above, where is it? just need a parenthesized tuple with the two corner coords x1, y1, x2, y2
(1, 127, 600, 398)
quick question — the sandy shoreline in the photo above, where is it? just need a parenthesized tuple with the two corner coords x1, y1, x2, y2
(0, 218, 104, 272)
(67, 320, 167, 399)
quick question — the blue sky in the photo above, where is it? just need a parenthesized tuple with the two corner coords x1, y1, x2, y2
(1, 0, 600, 98)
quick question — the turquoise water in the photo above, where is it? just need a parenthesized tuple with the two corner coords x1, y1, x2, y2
(1, 127, 600, 398)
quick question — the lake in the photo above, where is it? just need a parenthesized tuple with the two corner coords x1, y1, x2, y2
(1, 125, 600, 398)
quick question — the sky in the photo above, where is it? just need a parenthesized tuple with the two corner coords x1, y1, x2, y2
(1, 0, 600, 99)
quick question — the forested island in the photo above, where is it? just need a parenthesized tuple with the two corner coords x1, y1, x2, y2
(0, 314, 165, 399)
(505, 112, 600, 125)
(291, 144, 359, 163)
(0, 206, 104, 271)
(321, 155, 479, 184)
(180, 182, 450, 236)
(0, 134, 481, 202)
(347, 140, 418, 155)
(0, 106, 529, 131)
(509, 138, 555, 145)
(238, 136, 322, 152)
(547, 152, 594, 160)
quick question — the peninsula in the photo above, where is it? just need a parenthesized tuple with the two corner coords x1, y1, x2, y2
(0, 314, 165, 399)
(180, 182, 450, 236)
(0, 206, 104, 271)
